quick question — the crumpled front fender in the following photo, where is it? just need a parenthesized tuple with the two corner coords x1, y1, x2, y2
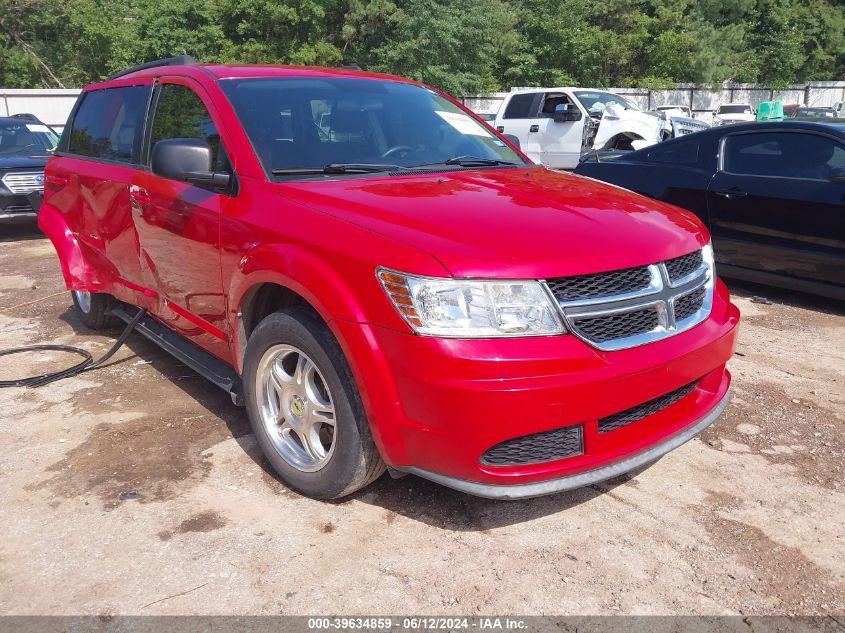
(592, 105, 664, 150)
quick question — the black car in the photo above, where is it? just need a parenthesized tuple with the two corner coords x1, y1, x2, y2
(0, 115, 58, 225)
(575, 120, 845, 300)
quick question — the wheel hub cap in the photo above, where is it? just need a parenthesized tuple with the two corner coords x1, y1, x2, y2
(256, 344, 336, 472)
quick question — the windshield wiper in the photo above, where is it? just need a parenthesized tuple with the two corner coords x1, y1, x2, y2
(414, 156, 521, 168)
(272, 163, 408, 175)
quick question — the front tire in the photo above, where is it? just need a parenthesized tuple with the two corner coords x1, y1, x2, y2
(243, 308, 385, 499)
(71, 290, 117, 330)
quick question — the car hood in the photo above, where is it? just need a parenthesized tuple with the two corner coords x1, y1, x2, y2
(0, 155, 49, 170)
(276, 167, 707, 278)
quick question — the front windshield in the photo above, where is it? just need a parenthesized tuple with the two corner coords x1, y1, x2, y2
(573, 91, 637, 116)
(220, 78, 525, 176)
(0, 120, 57, 156)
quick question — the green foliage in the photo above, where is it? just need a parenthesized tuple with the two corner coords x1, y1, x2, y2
(1, 0, 843, 91)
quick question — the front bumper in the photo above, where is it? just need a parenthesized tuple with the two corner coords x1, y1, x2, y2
(0, 190, 42, 224)
(334, 280, 739, 494)
(402, 389, 730, 499)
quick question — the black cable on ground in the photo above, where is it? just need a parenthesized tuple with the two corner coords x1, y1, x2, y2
(0, 308, 146, 389)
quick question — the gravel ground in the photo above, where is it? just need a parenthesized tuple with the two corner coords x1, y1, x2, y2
(0, 225, 843, 617)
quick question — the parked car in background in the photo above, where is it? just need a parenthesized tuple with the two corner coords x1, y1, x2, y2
(493, 88, 707, 169)
(834, 101, 844, 117)
(712, 104, 755, 126)
(40, 58, 739, 500)
(476, 112, 497, 122)
(575, 120, 845, 300)
(0, 114, 58, 224)
(785, 106, 837, 119)
(656, 105, 693, 117)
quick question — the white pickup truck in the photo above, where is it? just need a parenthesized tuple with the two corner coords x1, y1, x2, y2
(492, 88, 708, 169)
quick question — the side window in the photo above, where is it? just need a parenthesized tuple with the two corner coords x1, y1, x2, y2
(67, 86, 149, 163)
(723, 132, 843, 180)
(538, 93, 572, 117)
(150, 84, 227, 171)
(502, 93, 537, 119)
(648, 140, 700, 165)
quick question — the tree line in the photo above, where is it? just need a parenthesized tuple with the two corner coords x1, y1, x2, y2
(2, 0, 844, 95)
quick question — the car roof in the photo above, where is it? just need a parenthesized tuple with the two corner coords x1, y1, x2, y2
(609, 119, 845, 162)
(90, 63, 422, 89)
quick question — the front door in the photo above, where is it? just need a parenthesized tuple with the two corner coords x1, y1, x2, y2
(531, 92, 584, 169)
(707, 129, 845, 289)
(131, 78, 235, 362)
(495, 92, 542, 163)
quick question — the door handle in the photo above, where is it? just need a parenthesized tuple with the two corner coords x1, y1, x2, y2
(45, 173, 69, 190)
(714, 189, 748, 199)
(529, 124, 539, 133)
(496, 125, 504, 132)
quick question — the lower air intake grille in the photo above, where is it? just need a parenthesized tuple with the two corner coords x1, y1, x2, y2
(599, 382, 697, 434)
(480, 424, 583, 467)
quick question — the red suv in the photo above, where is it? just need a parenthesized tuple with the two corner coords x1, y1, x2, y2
(39, 58, 739, 499)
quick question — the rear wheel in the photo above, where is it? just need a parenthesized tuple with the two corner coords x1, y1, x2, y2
(71, 290, 117, 330)
(243, 308, 385, 499)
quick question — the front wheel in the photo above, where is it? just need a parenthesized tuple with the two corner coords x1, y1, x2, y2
(243, 308, 385, 499)
(71, 290, 117, 330)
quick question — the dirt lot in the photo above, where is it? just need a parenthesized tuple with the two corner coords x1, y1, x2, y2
(0, 225, 843, 617)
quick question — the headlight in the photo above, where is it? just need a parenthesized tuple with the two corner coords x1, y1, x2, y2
(377, 268, 566, 338)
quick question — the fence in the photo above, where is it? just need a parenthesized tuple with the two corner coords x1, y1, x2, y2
(460, 82, 845, 124)
(3, 82, 845, 130)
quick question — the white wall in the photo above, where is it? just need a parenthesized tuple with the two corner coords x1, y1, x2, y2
(0, 89, 82, 131)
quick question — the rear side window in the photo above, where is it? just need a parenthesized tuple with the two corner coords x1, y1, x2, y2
(503, 93, 537, 119)
(67, 86, 149, 163)
(149, 84, 225, 170)
(723, 132, 844, 180)
(648, 140, 700, 165)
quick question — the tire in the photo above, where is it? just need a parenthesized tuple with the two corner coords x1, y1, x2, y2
(243, 307, 386, 499)
(71, 290, 117, 330)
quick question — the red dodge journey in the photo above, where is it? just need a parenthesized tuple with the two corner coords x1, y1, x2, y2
(39, 57, 740, 499)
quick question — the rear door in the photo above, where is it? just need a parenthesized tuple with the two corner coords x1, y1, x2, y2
(531, 92, 585, 169)
(52, 81, 153, 295)
(130, 77, 235, 361)
(707, 129, 845, 288)
(494, 92, 541, 162)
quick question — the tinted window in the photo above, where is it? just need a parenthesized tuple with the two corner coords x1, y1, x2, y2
(503, 93, 537, 119)
(150, 84, 224, 170)
(724, 132, 844, 180)
(648, 140, 700, 165)
(717, 105, 752, 114)
(68, 86, 149, 163)
(221, 78, 524, 175)
(0, 120, 58, 156)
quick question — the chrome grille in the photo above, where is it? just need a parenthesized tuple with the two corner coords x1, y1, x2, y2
(546, 246, 714, 351)
(572, 307, 660, 343)
(480, 424, 583, 466)
(665, 250, 703, 282)
(1, 171, 45, 195)
(546, 266, 651, 302)
(599, 382, 697, 434)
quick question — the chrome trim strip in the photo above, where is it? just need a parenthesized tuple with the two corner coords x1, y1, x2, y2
(399, 388, 730, 500)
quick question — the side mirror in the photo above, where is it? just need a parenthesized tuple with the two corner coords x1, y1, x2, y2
(503, 133, 520, 149)
(151, 138, 230, 189)
(554, 104, 582, 123)
(830, 166, 845, 183)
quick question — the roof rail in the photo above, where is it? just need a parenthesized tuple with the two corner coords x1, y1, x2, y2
(107, 55, 197, 80)
(341, 64, 362, 71)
